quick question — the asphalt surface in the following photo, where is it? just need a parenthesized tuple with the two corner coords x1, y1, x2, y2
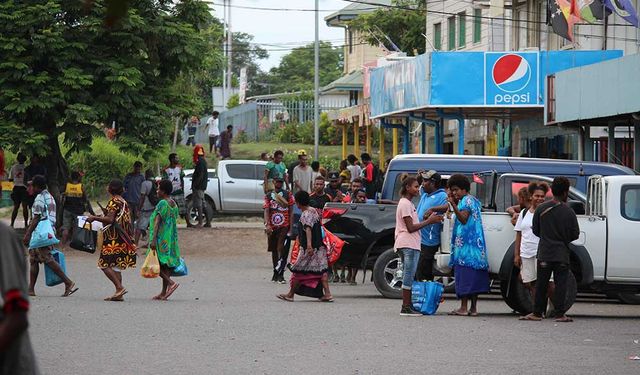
(28, 227, 640, 375)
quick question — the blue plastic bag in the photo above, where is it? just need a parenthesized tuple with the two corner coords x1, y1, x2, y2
(171, 257, 188, 277)
(411, 281, 444, 315)
(45, 249, 66, 287)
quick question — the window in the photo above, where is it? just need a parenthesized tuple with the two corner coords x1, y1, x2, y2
(433, 22, 442, 50)
(226, 164, 257, 180)
(448, 16, 456, 50)
(622, 186, 640, 221)
(458, 12, 466, 48)
(473, 8, 482, 43)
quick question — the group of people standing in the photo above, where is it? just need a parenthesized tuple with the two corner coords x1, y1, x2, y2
(394, 170, 579, 321)
(185, 111, 234, 160)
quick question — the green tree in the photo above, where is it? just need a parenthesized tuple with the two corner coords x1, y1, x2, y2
(349, 0, 426, 55)
(226, 94, 240, 109)
(257, 41, 343, 95)
(0, 0, 219, 196)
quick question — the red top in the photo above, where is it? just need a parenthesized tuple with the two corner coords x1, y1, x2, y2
(363, 163, 374, 183)
(263, 191, 294, 229)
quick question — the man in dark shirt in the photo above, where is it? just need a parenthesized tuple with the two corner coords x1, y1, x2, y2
(309, 176, 331, 215)
(191, 146, 208, 228)
(521, 176, 580, 322)
(324, 171, 346, 202)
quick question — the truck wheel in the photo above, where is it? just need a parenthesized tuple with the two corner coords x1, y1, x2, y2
(500, 267, 577, 315)
(185, 198, 214, 226)
(372, 248, 402, 299)
(615, 292, 640, 305)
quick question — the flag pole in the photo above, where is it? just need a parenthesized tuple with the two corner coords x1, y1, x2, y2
(313, 0, 320, 160)
(602, 0, 608, 49)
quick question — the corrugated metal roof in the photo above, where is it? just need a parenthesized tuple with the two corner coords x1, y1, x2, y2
(324, 0, 393, 26)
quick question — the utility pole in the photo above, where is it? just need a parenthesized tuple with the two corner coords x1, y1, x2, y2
(227, 0, 233, 102)
(313, 0, 320, 160)
(222, 0, 227, 109)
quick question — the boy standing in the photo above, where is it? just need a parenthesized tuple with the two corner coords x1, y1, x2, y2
(263, 177, 294, 283)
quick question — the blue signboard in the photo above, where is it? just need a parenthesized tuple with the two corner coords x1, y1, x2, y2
(429, 50, 622, 107)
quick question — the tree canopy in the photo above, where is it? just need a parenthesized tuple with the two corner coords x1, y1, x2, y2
(349, 0, 426, 55)
(252, 41, 343, 96)
(0, 0, 220, 193)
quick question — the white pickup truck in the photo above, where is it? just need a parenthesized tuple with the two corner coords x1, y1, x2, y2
(435, 173, 640, 313)
(183, 160, 267, 225)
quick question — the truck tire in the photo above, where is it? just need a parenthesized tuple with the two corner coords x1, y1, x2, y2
(372, 248, 402, 299)
(500, 266, 578, 315)
(185, 197, 214, 226)
(615, 292, 640, 305)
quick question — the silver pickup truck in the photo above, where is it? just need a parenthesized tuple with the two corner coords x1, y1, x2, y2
(183, 160, 267, 224)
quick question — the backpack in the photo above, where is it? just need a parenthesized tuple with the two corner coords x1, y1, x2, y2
(147, 180, 160, 206)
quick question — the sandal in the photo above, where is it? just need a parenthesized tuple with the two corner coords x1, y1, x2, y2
(276, 294, 294, 302)
(519, 313, 542, 321)
(161, 283, 179, 300)
(319, 296, 334, 302)
(104, 289, 128, 301)
(62, 282, 78, 297)
(448, 309, 469, 316)
(152, 294, 164, 300)
(554, 315, 573, 323)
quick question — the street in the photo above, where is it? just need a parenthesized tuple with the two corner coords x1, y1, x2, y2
(29, 227, 640, 375)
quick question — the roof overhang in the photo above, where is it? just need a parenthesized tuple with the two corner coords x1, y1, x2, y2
(321, 70, 363, 94)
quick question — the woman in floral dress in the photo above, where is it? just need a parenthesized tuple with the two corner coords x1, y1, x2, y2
(277, 190, 333, 302)
(447, 174, 490, 316)
(148, 180, 181, 300)
(87, 179, 137, 302)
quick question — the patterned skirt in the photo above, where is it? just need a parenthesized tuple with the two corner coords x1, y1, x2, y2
(98, 234, 137, 270)
(290, 246, 328, 275)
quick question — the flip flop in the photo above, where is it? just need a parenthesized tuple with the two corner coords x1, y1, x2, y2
(519, 314, 542, 321)
(319, 296, 334, 302)
(554, 316, 573, 323)
(161, 283, 179, 300)
(109, 296, 124, 302)
(152, 294, 164, 300)
(448, 310, 469, 316)
(62, 283, 78, 297)
(276, 294, 294, 302)
(468, 311, 479, 317)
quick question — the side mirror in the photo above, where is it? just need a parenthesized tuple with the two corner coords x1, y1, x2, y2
(568, 200, 585, 215)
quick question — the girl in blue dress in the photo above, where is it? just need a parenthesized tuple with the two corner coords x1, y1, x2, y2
(447, 174, 490, 316)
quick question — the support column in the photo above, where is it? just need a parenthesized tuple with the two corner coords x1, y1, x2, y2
(379, 125, 386, 170)
(634, 122, 640, 171)
(577, 126, 585, 161)
(341, 124, 348, 161)
(421, 123, 427, 154)
(403, 119, 410, 155)
(366, 122, 372, 154)
(607, 122, 615, 163)
(353, 121, 360, 157)
(583, 126, 594, 162)
(392, 128, 399, 157)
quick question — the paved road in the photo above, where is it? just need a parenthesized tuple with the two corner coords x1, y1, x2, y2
(29, 228, 640, 375)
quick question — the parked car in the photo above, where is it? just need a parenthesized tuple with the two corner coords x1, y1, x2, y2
(183, 160, 267, 225)
(323, 154, 639, 306)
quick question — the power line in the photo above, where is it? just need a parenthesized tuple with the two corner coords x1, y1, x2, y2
(206, 1, 377, 12)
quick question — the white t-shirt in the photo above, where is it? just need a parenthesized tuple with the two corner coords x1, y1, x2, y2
(347, 164, 362, 182)
(514, 208, 539, 258)
(9, 164, 26, 187)
(293, 165, 313, 193)
(164, 166, 183, 194)
(207, 117, 220, 136)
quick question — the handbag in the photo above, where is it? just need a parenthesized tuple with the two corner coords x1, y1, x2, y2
(322, 227, 344, 266)
(45, 249, 66, 287)
(171, 257, 188, 277)
(28, 194, 60, 249)
(140, 249, 160, 278)
(69, 223, 97, 253)
(411, 281, 445, 315)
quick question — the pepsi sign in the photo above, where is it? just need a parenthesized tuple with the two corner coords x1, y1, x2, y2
(485, 52, 539, 106)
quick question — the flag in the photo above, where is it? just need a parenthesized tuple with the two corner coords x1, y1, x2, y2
(604, 0, 639, 27)
(578, 0, 610, 22)
(548, 0, 573, 40)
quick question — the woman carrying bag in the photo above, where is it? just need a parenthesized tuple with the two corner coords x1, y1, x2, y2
(24, 175, 77, 297)
(86, 179, 137, 302)
(147, 180, 181, 300)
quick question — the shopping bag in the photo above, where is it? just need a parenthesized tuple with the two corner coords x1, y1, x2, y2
(171, 257, 188, 277)
(28, 218, 60, 249)
(69, 223, 97, 253)
(411, 281, 445, 315)
(140, 249, 160, 278)
(45, 249, 66, 287)
(322, 227, 344, 266)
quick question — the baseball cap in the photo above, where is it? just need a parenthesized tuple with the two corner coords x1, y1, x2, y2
(297, 149, 307, 156)
(328, 171, 340, 181)
(420, 169, 441, 183)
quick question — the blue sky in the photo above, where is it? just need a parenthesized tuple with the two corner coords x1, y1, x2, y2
(209, 0, 348, 70)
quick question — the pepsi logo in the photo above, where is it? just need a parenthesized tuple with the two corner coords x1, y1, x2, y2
(492, 54, 532, 93)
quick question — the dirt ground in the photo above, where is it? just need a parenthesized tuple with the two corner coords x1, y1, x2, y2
(176, 227, 266, 258)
